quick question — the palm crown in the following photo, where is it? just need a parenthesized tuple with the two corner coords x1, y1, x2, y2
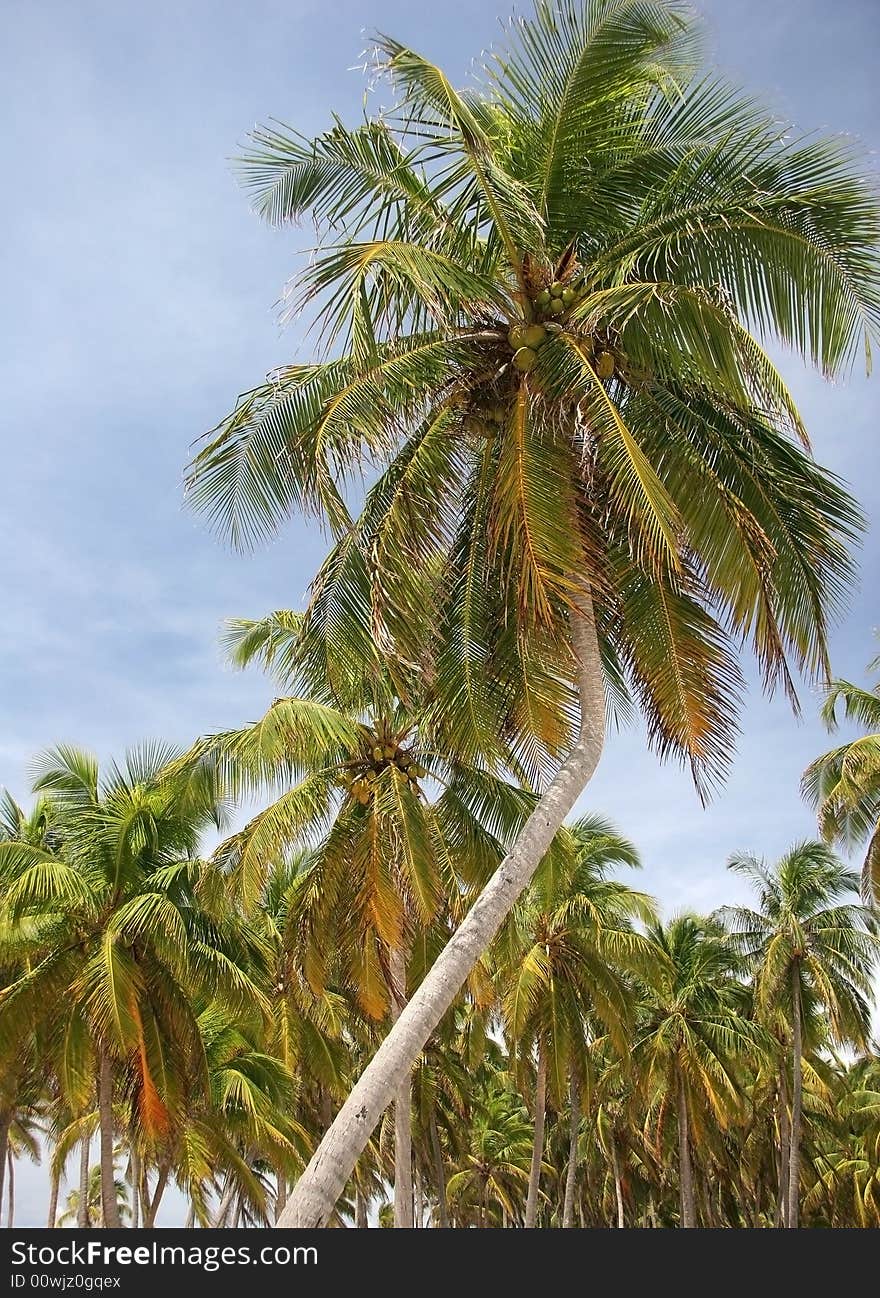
(187, 0, 876, 797)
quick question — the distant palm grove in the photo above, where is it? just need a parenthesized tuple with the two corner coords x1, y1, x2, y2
(3, 0, 880, 1229)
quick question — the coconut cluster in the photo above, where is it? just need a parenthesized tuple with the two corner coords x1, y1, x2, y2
(337, 732, 426, 805)
(505, 268, 617, 381)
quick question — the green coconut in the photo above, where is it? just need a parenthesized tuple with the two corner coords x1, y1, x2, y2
(383, 743, 396, 759)
(521, 323, 547, 350)
(548, 298, 565, 316)
(536, 288, 551, 308)
(550, 280, 565, 297)
(561, 287, 576, 306)
(595, 350, 615, 379)
(513, 346, 538, 372)
(372, 745, 383, 761)
(507, 323, 528, 350)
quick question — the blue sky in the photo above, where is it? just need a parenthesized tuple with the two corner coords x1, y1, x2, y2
(2, 0, 878, 1225)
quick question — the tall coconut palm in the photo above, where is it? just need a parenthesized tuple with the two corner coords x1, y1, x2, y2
(188, 609, 528, 1225)
(0, 745, 265, 1228)
(720, 842, 877, 1227)
(499, 814, 652, 1226)
(187, 0, 878, 1224)
(633, 916, 765, 1227)
(802, 645, 880, 904)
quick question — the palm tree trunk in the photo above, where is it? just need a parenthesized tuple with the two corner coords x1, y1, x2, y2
(280, 593, 604, 1227)
(776, 1066, 790, 1228)
(47, 1163, 60, 1228)
(213, 1177, 235, 1227)
(144, 1164, 169, 1228)
(97, 1046, 121, 1229)
(6, 1148, 14, 1228)
(389, 944, 413, 1229)
(561, 1070, 580, 1228)
(524, 1042, 547, 1228)
(129, 1146, 140, 1230)
(610, 1132, 625, 1228)
(787, 968, 803, 1230)
(354, 1187, 368, 1228)
(275, 1174, 287, 1224)
(185, 1202, 196, 1228)
(77, 1136, 91, 1228)
(677, 1071, 696, 1228)
(0, 1114, 9, 1221)
(428, 1111, 449, 1228)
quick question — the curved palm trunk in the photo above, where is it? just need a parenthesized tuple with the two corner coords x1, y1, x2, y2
(213, 1177, 235, 1227)
(787, 968, 803, 1230)
(428, 1111, 449, 1228)
(274, 1174, 287, 1224)
(609, 1132, 625, 1228)
(47, 1163, 60, 1229)
(562, 1071, 580, 1228)
(280, 594, 604, 1227)
(77, 1136, 91, 1228)
(97, 1047, 121, 1229)
(524, 1043, 547, 1228)
(677, 1072, 696, 1228)
(354, 1187, 368, 1228)
(390, 944, 413, 1229)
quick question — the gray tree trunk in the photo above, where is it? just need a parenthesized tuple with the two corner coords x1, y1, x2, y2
(129, 1145, 140, 1230)
(610, 1133, 625, 1228)
(275, 1174, 287, 1224)
(77, 1136, 91, 1228)
(524, 1042, 547, 1228)
(144, 1164, 169, 1228)
(6, 1148, 14, 1228)
(787, 968, 803, 1230)
(677, 1072, 696, 1228)
(97, 1047, 121, 1229)
(776, 1066, 790, 1228)
(280, 593, 605, 1227)
(213, 1177, 236, 1227)
(562, 1071, 580, 1228)
(354, 1187, 368, 1228)
(389, 944, 413, 1228)
(0, 1115, 9, 1222)
(428, 1111, 449, 1228)
(47, 1163, 60, 1229)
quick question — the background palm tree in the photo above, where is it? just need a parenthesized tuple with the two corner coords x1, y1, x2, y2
(803, 644, 880, 903)
(184, 0, 878, 1226)
(720, 842, 877, 1227)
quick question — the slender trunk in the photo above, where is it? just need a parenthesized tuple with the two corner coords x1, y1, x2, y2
(275, 1174, 287, 1224)
(280, 594, 604, 1227)
(6, 1148, 14, 1228)
(97, 1047, 121, 1229)
(428, 1111, 449, 1228)
(354, 1187, 368, 1229)
(143, 1164, 169, 1228)
(677, 1071, 696, 1228)
(610, 1133, 625, 1229)
(389, 944, 413, 1229)
(776, 1067, 790, 1228)
(0, 1115, 9, 1222)
(47, 1163, 60, 1229)
(129, 1146, 140, 1231)
(213, 1177, 236, 1228)
(561, 1071, 580, 1228)
(77, 1136, 91, 1228)
(524, 1042, 547, 1228)
(479, 1179, 487, 1229)
(185, 1203, 195, 1229)
(787, 967, 803, 1230)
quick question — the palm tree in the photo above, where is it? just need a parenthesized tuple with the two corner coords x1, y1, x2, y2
(720, 842, 877, 1227)
(802, 645, 880, 904)
(499, 814, 652, 1226)
(633, 916, 764, 1227)
(189, 609, 529, 1226)
(0, 744, 265, 1228)
(184, 0, 878, 1225)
